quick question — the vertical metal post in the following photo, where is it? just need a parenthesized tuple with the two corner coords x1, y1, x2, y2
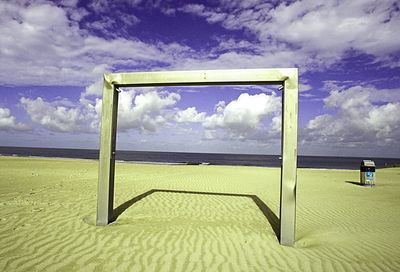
(96, 75, 119, 226)
(279, 69, 298, 246)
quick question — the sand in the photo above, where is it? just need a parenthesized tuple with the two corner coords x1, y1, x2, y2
(0, 156, 399, 271)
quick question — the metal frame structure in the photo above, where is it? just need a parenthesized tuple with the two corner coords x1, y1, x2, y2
(96, 68, 298, 246)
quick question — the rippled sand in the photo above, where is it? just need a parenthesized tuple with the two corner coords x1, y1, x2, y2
(0, 156, 399, 271)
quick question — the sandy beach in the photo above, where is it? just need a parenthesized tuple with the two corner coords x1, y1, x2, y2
(0, 156, 399, 271)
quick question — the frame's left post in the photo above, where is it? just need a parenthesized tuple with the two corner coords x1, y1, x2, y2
(97, 74, 119, 226)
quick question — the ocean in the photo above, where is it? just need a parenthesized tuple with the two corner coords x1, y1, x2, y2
(0, 146, 399, 170)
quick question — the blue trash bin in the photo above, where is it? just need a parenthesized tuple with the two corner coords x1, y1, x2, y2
(360, 160, 375, 186)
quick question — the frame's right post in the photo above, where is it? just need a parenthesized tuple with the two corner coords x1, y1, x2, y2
(279, 69, 299, 246)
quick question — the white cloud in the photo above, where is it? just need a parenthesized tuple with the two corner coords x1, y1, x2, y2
(160, 6, 176, 16)
(324, 85, 400, 106)
(20, 97, 86, 132)
(88, 0, 143, 14)
(84, 12, 140, 37)
(59, 0, 79, 8)
(0, 1, 193, 86)
(79, 97, 102, 130)
(117, 89, 181, 132)
(4, 0, 397, 95)
(1, 0, 399, 90)
(176, 43, 326, 72)
(304, 85, 400, 147)
(266, 0, 400, 61)
(19, 88, 182, 134)
(0, 107, 29, 131)
(203, 129, 217, 140)
(174, 107, 206, 123)
(212, 38, 260, 54)
(68, 7, 89, 21)
(81, 64, 110, 98)
(299, 82, 312, 93)
(83, 79, 105, 98)
(203, 92, 281, 139)
(180, 0, 400, 67)
(119, 13, 140, 26)
(134, 91, 179, 114)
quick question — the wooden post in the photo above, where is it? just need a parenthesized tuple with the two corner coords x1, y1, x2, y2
(96, 75, 119, 226)
(279, 69, 298, 246)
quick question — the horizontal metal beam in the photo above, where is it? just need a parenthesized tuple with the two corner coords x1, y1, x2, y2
(106, 68, 294, 87)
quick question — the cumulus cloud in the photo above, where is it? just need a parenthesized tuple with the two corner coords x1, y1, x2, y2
(16, 88, 283, 147)
(80, 97, 103, 130)
(202, 92, 281, 139)
(81, 64, 110, 98)
(20, 97, 87, 132)
(0, 107, 29, 131)
(174, 107, 206, 123)
(304, 85, 400, 147)
(19, 88, 182, 134)
(19, 93, 103, 133)
(113, 89, 181, 132)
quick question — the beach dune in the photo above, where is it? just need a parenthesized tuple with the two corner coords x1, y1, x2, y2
(0, 156, 399, 271)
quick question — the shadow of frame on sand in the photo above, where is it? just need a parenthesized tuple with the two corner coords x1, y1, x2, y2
(112, 189, 280, 241)
(345, 180, 375, 187)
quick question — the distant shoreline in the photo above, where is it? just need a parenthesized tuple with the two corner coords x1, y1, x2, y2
(1, 145, 400, 159)
(1, 146, 399, 170)
(0, 152, 400, 170)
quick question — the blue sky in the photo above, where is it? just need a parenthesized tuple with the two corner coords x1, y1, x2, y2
(0, 0, 399, 157)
